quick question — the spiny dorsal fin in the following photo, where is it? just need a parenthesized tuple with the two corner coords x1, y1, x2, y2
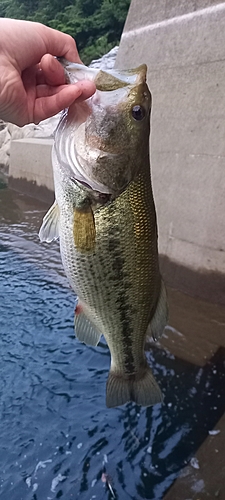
(39, 200, 60, 243)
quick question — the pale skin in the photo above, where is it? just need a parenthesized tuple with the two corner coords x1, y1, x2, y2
(0, 18, 96, 126)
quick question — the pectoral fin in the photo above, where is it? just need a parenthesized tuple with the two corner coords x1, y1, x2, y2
(39, 200, 60, 243)
(73, 206, 96, 251)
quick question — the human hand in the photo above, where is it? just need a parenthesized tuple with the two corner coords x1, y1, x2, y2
(0, 18, 96, 126)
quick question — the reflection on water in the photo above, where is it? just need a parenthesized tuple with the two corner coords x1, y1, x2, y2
(0, 186, 225, 500)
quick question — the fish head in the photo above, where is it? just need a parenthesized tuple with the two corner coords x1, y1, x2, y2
(54, 62, 151, 199)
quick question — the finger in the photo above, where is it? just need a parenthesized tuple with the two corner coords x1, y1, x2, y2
(22, 65, 37, 122)
(4, 20, 82, 71)
(68, 80, 96, 102)
(41, 25, 82, 63)
(40, 55, 66, 86)
(36, 67, 46, 86)
(36, 81, 96, 100)
(33, 82, 95, 123)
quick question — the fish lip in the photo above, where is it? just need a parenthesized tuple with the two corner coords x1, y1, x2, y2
(58, 58, 147, 87)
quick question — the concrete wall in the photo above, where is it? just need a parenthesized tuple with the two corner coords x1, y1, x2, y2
(9, 138, 54, 203)
(116, 1, 225, 286)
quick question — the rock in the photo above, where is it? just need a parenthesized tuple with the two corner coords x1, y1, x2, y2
(89, 46, 119, 69)
(0, 144, 9, 173)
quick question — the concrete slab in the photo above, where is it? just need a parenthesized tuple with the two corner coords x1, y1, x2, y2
(116, 0, 225, 289)
(157, 285, 225, 499)
(123, 0, 222, 32)
(159, 287, 225, 366)
(163, 413, 225, 499)
(9, 138, 54, 202)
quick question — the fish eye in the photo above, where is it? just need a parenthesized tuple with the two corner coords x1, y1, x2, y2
(131, 105, 145, 121)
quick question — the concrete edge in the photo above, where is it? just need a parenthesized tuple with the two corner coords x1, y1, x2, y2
(8, 176, 54, 205)
(160, 255, 225, 305)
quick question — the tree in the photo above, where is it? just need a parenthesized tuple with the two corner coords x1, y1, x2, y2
(0, 0, 131, 64)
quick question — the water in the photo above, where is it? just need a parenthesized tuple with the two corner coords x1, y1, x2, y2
(0, 185, 225, 500)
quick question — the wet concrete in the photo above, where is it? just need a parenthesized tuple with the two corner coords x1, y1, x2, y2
(9, 137, 54, 195)
(164, 412, 225, 499)
(161, 287, 225, 366)
(9, 175, 55, 205)
(160, 286, 225, 499)
(160, 255, 225, 306)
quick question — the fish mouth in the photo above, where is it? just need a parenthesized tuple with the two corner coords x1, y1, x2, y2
(58, 58, 147, 89)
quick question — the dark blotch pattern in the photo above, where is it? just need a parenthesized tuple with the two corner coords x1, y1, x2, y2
(107, 229, 135, 374)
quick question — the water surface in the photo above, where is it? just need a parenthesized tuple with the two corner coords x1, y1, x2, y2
(0, 186, 224, 500)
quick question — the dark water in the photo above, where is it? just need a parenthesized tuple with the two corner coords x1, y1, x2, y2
(0, 185, 225, 500)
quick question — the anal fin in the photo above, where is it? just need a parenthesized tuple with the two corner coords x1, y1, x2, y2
(74, 303, 102, 346)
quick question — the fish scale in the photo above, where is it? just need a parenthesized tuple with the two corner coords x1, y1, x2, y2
(39, 61, 168, 407)
(58, 167, 163, 402)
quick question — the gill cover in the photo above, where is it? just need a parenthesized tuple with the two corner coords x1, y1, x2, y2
(53, 61, 151, 197)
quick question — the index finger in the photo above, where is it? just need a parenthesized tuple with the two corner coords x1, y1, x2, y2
(41, 25, 82, 64)
(40, 55, 67, 86)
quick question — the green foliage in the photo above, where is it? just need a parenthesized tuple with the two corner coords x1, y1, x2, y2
(0, 0, 27, 18)
(0, 0, 131, 64)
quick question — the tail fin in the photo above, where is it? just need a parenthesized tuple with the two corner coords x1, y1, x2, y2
(106, 367, 163, 408)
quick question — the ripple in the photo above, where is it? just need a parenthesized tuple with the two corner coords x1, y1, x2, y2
(0, 188, 225, 499)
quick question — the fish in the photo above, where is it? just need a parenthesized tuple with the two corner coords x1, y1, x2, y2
(39, 60, 168, 408)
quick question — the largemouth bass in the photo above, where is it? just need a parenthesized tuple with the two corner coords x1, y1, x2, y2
(39, 60, 168, 408)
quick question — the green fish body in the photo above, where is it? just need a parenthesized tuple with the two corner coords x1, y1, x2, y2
(39, 61, 168, 408)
